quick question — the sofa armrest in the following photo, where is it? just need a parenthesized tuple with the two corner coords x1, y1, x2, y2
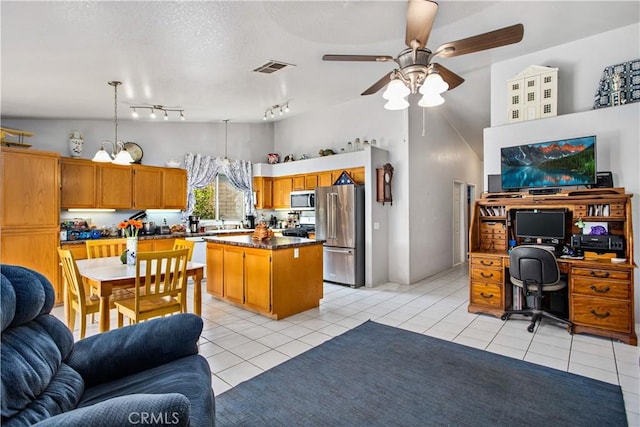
(67, 313, 202, 388)
(33, 393, 190, 427)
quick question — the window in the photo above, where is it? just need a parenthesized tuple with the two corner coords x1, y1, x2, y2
(512, 83, 520, 90)
(527, 92, 535, 102)
(544, 76, 552, 83)
(512, 95, 519, 105)
(544, 88, 552, 98)
(192, 175, 245, 220)
(543, 104, 552, 114)
(527, 80, 535, 87)
(512, 110, 519, 119)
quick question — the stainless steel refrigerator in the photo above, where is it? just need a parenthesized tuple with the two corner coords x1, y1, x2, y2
(315, 184, 364, 288)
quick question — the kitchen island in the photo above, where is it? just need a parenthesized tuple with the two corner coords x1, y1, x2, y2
(205, 235, 324, 319)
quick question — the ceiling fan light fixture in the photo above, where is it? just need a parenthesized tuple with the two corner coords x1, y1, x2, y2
(382, 78, 410, 100)
(418, 92, 445, 108)
(420, 72, 449, 95)
(384, 97, 410, 111)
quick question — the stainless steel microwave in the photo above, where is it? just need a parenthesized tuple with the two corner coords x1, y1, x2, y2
(290, 190, 315, 210)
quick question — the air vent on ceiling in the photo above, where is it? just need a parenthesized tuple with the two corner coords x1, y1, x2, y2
(253, 60, 295, 74)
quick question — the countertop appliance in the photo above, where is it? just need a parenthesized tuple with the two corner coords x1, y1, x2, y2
(315, 184, 364, 287)
(290, 190, 315, 210)
(282, 217, 315, 238)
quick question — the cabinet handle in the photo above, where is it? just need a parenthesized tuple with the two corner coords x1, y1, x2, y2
(480, 260, 494, 266)
(589, 285, 610, 293)
(589, 271, 610, 278)
(590, 309, 610, 319)
(480, 292, 494, 299)
(480, 272, 494, 279)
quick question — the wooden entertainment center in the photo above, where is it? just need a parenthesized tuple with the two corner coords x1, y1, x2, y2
(468, 187, 637, 345)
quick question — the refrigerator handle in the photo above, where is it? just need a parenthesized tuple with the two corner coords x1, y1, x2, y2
(330, 192, 338, 239)
(324, 247, 353, 254)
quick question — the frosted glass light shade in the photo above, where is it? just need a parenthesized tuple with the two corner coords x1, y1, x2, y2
(419, 72, 449, 95)
(382, 79, 410, 100)
(418, 92, 445, 107)
(92, 147, 113, 163)
(113, 149, 134, 165)
(384, 97, 410, 110)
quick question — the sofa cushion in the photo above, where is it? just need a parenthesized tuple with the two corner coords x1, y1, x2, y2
(1, 265, 55, 331)
(78, 355, 215, 427)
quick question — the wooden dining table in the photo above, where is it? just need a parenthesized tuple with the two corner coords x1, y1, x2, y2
(74, 256, 205, 333)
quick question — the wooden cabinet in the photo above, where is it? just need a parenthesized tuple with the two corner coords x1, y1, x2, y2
(222, 246, 245, 305)
(253, 177, 273, 209)
(304, 174, 318, 189)
(1, 147, 61, 301)
(61, 157, 187, 210)
(244, 248, 271, 313)
(133, 165, 163, 209)
(206, 243, 224, 297)
(61, 158, 97, 208)
(97, 164, 133, 209)
(468, 255, 505, 316)
(273, 177, 292, 209)
(317, 171, 333, 187)
(163, 168, 187, 209)
(347, 167, 365, 184)
(292, 175, 306, 191)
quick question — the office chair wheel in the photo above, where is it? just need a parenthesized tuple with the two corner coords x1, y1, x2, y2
(500, 314, 508, 321)
(527, 324, 535, 333)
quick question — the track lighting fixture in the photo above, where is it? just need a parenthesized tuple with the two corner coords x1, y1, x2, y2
(263, 102, 290, 120)
(130, 104, 186, 121)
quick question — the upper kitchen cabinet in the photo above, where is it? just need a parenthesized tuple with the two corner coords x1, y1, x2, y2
(272, 177, 292, 209)
(292, 175, 306, 191)
(347, 167, 365, 185)
(253, 176, 273, 210)
(163, 168, 187, 209)
(317, 171, 333, 187)
(61, 158, 97, 208)
(1, 147, 60, 228)
(97, 163, 133, 209)
(132, 165, 163, 209)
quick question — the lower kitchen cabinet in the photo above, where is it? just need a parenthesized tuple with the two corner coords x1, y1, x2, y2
(206, 244, 224, 297)
(244, 248, 271, 313)
(223, 246, 245, 305)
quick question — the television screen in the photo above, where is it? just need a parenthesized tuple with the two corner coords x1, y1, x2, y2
(515, 210, 565, 240)
(501, 135, 596, 190)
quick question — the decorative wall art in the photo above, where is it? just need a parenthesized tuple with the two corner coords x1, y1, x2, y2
(593, 59, 640, 109)
(507, 65, 558, 123)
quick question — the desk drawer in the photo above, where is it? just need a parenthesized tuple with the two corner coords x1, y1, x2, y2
(471, 256, 503, 268)
(571, 267, 630, 281)
(471, 267, 503, 284)
(571, 277, 630, 300)
(470, 282, 503, 307)
(571, 296, 630, 333)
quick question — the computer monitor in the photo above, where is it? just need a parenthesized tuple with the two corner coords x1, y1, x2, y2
(515, 210, 566, 241)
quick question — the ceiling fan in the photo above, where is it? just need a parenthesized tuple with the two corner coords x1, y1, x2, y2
(322, 0, 524, 109)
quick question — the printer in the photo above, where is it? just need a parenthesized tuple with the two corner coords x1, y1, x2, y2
(571, 234, 625, 256)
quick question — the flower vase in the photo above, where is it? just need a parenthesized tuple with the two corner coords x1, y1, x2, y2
(69, 131, 83, 158)
(126, 237, 138, 265)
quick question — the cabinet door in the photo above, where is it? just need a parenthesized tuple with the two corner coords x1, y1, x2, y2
(273, 177, 292, 209)
(305, 174, 318, 190)
(61, 158, 97, 208)
(253, 177, 273, 209)
(163, 168, 187, 209)
(152, 238, 175, 251)
(292, 175, 306, 191)
(97, 164, 132, 208)
(244, 248, 271, 313)
(223, 246, 245, 304)
(348, 167, 365, 184)
(133, 166, 163, 209)
(206, 243, 224, 297)
(1, 148, 60, 228)
(318, 172, 333, 187)
(2, 229, 62, 302)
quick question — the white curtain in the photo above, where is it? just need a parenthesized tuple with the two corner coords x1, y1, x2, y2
(183, 153, 254, 219)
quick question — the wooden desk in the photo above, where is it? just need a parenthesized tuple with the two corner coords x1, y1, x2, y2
(469, 251, 637, 345)
(74, 256, 204, 333)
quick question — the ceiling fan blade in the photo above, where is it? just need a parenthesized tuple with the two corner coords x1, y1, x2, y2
(433, 23, 524, 58)
(323, 54, 394, 62)
(431, 63, 464, 91)
(361, 71, 394, 96)
(405, 0, 438, 49)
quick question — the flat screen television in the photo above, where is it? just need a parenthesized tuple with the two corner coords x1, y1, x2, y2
(515, 210, 566, 240)
(501, 135, 596, 190)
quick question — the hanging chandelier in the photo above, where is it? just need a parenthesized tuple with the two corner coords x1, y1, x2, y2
(92, 81, 135, 165)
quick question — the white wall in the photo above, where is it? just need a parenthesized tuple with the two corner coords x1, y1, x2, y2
(0, 118, 274, 166)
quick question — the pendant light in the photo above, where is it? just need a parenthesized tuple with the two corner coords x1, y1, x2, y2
(222, 119, 230, 166)
(92, 81, 134, 165)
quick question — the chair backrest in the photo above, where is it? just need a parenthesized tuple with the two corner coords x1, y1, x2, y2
(509, 246, 560, 287)
(86, 238, 127, 259)
(58, 248, 87, 304)
(134, 248, 190, 309)
(172, 239, 195, 261)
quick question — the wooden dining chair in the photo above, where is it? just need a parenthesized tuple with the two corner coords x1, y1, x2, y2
(58, 248, 100, 339)
(172, 239, 195, 261)
(114, 248, 190, 327)
(86, 238, 127, 259)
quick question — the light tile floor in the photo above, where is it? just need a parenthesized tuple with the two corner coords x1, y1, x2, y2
(53, 264, 640, 425)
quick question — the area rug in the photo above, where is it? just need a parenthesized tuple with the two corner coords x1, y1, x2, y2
(215, 320, 627, 426)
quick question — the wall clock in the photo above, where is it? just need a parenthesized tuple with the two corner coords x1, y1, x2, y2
(123, 142, 143, 164)
(376, 163, 394, 205)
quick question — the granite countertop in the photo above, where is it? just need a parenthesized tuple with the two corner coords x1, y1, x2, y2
(204, 235, 323, 250)
(61, 229, 255, 245)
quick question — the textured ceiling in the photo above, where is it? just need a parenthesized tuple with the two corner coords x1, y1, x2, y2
(2, 1, 638, 158)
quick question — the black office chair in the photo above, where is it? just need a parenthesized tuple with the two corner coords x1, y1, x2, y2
(501, 246, 573, 333)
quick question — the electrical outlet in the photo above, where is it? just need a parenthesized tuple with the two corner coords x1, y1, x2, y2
(373, 222, 380, 230)
(294, 248, 299, 258)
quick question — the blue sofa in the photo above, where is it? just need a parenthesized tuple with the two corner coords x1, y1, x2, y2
(1, 264, 215, 426)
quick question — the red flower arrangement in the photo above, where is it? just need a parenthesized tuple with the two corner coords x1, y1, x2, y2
(118, 219, 143, 238)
